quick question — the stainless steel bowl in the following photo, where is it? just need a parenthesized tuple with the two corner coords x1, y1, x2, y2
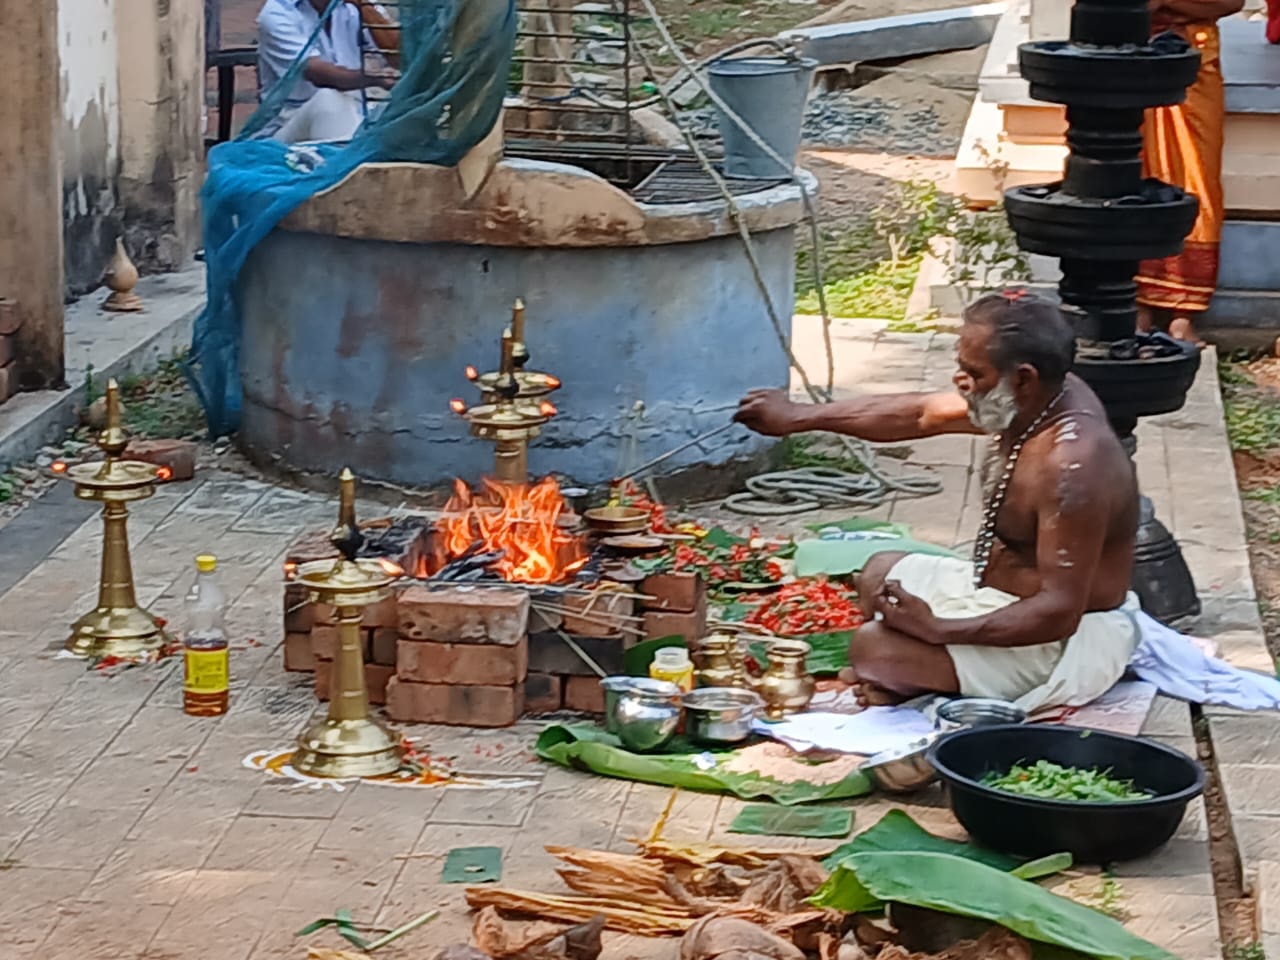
(682, 687, 763, 746)
(860, 735, 940, 793)
(604, 677, 682, 752)
(935, 697, 1028, 731)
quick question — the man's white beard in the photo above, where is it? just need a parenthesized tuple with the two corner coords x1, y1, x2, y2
(966, 377, 1019, 433)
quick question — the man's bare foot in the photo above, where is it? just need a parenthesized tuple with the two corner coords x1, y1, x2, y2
(1168, 315, 1205, 346)
(839, 668, 910, 708)
(1136, 304, 1155, 334)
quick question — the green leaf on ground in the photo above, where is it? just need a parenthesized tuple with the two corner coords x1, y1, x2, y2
(729, 804, 853, 838)
(810, 852, 1176, 960)
(821, 809, 1017, 872)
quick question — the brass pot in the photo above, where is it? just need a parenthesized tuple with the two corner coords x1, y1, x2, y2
(752, 638, 815, 719)
(692, 633, 748, 688)
(584, 505, 649, 534)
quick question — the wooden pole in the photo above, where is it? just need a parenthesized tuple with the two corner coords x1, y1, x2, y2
(0, 0, 65, 395)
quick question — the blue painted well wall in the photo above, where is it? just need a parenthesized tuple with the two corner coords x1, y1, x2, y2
(238, 226, 796, 488)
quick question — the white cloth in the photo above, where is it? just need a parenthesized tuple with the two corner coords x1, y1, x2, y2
(1131, 611, 1280, 710)
(257, 0, 375, 139)
(273, 88, 364, 144)
(886, 553, 1141, 714)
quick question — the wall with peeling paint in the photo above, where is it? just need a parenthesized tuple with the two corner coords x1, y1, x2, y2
(237, 228, 797, 490)
(59, 0, 122, 295)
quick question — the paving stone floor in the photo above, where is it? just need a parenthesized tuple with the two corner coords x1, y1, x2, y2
(0, 322, 1276, 959)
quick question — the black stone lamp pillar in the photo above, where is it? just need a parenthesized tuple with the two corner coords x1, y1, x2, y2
(1004, 0, 1205, 623)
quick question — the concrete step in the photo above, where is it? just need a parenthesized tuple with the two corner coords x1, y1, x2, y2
(781, 2, 1004, 67)
(922, 236, 1280, 343)
(960, 6, 1280, 211)
(0, 264, 204, 470)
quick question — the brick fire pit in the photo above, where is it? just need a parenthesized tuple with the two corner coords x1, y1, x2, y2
(282, 521, 707, 727)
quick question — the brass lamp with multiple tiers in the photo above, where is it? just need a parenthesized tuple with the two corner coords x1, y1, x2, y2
(61, 379, 169, 659)
(454, 300, 562, 485)
(292, 468, 403, 778)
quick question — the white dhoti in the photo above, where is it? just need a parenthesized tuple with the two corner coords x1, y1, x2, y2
(886, 553, 1141, 713)
(273, 89, 364, 144)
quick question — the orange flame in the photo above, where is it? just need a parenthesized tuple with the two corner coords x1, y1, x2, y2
(156, 466, 174, 481)
(377, 558, 405, 577)
(438, 476, 586, 584)
(283, 561, 299, 580)
(465, 366, 479, 381)
(539, 400, 557, 417)
(449, 398, 467, 414)
(544, 375, 562, 389)
(50, 461, 68, 474)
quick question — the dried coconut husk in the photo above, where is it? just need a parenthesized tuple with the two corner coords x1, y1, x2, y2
(876, 928, 1032, 960)
(472, 906, 566, 957)
(680, 916, 805, 960)
(467, 842, 837, 939)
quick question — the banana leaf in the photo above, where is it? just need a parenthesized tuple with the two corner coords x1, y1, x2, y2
(536, 724, 872, 805)
(810, 852, 1177, 960)
(822, 809, 1018, 872)
(747, 630, 853, 675)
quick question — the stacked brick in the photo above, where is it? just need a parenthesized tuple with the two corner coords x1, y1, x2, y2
(281, 528, 708, 726)
(523, 571, 708, 715)
(0, 299, 17, 403)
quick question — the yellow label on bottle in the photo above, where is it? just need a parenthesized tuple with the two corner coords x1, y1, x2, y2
(184, 647, 229, 694)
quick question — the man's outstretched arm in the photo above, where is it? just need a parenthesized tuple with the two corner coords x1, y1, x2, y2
(733, 388, 981, 441)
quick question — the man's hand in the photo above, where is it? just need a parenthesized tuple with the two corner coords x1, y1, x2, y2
(734, 389, 807, 437)
(875, 580, 946, 644)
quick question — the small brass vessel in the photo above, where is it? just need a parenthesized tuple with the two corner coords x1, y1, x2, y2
(62, 379, 168, 659)
(752, 638, 815, 719)
(693, 633, 748, 688)
(292, 468, 403, 779)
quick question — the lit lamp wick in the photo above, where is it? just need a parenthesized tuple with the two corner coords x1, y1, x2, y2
(544, 375, 562, 390)
(539, 400, 557, 417)
(449, 398, 467, 415)
(464, 366, 478, 381)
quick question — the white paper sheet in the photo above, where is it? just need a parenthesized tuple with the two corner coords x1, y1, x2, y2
(753, 706, 936, 756)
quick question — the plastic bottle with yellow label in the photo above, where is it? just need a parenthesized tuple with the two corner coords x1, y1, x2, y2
(183, 554, 229, 717)
(649, 647, 694, 692)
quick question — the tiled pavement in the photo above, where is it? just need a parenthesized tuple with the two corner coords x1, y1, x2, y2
(1, 321, 1277, 958)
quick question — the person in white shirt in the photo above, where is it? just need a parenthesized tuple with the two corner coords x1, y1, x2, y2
(256, 0, 400, 144)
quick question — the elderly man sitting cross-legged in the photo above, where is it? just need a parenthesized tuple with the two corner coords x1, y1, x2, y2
(734, 291, 1142, 713)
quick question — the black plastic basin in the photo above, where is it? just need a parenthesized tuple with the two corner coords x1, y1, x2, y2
(928, 725, 1204, 864)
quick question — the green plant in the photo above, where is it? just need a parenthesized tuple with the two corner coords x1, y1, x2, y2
(1227, 941, 1266, 960)
(782, 435, 866, 474)
(1246, 485, 1280, 506)
(1221, 366, 1280, 457)
(796, 256, 921, 320)
(0, 471, 21, 504)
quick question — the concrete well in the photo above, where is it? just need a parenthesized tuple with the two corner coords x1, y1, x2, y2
(237, 152, 807, 492)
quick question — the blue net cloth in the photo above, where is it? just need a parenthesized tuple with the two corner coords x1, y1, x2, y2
(188, 0, 516, 436)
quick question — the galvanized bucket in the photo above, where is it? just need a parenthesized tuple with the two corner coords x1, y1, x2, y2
(706, 55, 817, 179)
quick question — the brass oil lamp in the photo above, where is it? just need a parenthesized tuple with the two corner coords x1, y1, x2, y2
(61, 379, 169, 659)
(453, 300, 561, 485)
(292, 468, 403, 778)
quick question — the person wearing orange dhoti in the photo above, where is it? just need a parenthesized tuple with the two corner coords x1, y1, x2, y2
(1136, 0, 1242, 344)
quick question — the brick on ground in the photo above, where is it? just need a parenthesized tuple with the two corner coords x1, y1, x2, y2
(397, 585, 529, 645)
(385, 676, 525, 727)
(396, 636, 528, 686)
(125, 439, 199, 481)
(564, 675, 605, 714)
(525, 672, 563, 714)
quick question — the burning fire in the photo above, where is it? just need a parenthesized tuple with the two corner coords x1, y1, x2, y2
(439, 476, 586, 583)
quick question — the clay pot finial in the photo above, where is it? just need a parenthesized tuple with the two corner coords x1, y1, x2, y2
(102, 237, 143, 312)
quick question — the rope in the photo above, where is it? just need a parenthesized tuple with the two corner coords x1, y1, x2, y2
(630, 0, 943, 515)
